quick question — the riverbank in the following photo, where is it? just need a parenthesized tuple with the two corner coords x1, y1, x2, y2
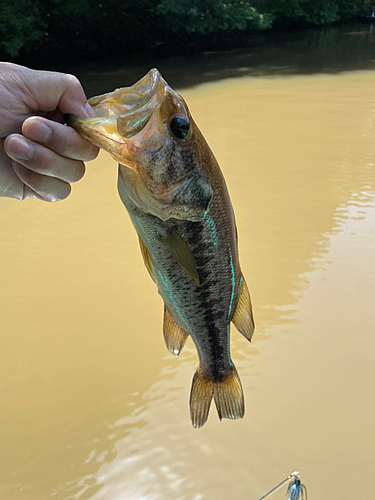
(0, 1, 371, 69)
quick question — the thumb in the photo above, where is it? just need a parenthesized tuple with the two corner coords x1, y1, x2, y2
(22, 66, 96, 118)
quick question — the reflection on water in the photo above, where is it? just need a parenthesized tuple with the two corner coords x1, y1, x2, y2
(1, 44, 375, 500)
(72, 24, 375, 96)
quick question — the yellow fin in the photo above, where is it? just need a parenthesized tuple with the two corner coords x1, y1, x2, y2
(213, 365, 244, 421)
(190, 365, 244, 428)
(160, 232, 199, 286)
(190, 369, 213, 428)
(163, 306, 189, 356)
(138, 237, 155, 282)
(232, 276, 255, 342)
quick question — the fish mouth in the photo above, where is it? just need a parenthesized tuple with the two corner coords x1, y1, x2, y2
(66, 69, 209, 222)
(65, 68, 166, 165)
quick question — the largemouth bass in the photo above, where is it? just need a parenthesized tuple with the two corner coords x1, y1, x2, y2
(66, 69, 254, 428)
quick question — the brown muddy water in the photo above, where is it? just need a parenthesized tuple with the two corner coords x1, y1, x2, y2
(1, 26, 375, 500)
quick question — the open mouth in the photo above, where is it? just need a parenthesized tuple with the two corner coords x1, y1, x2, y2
(65, 68, 165, 145)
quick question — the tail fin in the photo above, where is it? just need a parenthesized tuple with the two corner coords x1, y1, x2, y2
(189, 365, 244, 428)
(190, 370, 213, 428)
(213, 366, 244, 421)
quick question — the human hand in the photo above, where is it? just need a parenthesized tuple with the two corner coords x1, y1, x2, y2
(0, 63, 99, 201)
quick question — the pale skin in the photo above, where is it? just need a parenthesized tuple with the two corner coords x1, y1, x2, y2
(0, 62, 99, 201)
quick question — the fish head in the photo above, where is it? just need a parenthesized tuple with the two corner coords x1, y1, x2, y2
(66, 69, 212, 221)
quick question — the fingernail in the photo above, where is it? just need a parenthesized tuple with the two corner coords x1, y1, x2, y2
(35, 121, 52, 143)
(7, 136, 34, 161)
(85, 102, 96, 117)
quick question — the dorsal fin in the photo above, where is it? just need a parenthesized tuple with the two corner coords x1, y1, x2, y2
(232, 276, 255, 342)
(160, 231, 199, 286)
(138, 237, 155, 282)
(163, 306, 189, 356)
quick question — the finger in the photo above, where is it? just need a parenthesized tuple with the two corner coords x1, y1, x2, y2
(4, 134, 86, 184)
(0, 144, 25, 200)
(22, 116, 99, 161)
(26, 69, 96, 118)
(12, 161, 71, 202)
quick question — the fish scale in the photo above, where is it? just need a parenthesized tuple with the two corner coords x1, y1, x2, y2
(65, 68, 254, 427)
(128, 191, 234, 373)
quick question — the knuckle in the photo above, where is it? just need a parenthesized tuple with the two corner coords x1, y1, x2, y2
(31, 148, 59, 178)
(62, 73, 81, 91)
(62, 132, 76, 158)
(41, 151, 56, 173)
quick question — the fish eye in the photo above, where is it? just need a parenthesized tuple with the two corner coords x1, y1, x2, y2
(170, 116, 190, 141)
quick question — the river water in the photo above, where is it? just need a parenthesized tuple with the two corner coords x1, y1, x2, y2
(1, 24, 375, 500)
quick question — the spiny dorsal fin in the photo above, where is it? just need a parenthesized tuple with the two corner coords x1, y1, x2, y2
(232, 275, 255, 342)
(213, 365, 244, 421)
(163, 306, 189, 356)
(138, 237, 155, 282)
(160, 231, 199, 286)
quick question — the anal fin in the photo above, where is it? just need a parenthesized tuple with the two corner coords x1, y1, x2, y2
(232, 275, 255, 342)
(139, 237, 155, 282)
(163, 306, 189, 356)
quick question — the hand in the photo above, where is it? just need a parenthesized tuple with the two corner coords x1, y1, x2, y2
(0, 62, 99, 201)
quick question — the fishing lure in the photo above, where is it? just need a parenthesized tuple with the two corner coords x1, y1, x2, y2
(259, 471, 307, 500)
(287, 476, 307, 500)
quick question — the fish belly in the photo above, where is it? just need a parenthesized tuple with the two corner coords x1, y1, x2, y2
(132, 205, 239, 372)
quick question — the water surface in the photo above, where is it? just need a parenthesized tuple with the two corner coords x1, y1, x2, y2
(1, 29, 375, 500)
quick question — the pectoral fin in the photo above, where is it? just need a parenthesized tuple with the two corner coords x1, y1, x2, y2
(232, 276, 255, 342)
(163, 306, 189, 356)
(138, 237, 155, 282)
(160, 232, 199, 286)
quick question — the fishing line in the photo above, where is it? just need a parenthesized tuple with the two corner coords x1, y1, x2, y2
(258, 471, 307, 500)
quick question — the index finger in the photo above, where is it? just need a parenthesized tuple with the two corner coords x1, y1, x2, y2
(24, 67, 96, 118)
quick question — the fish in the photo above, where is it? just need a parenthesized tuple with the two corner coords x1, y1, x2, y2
(65, 69, 254, 428)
